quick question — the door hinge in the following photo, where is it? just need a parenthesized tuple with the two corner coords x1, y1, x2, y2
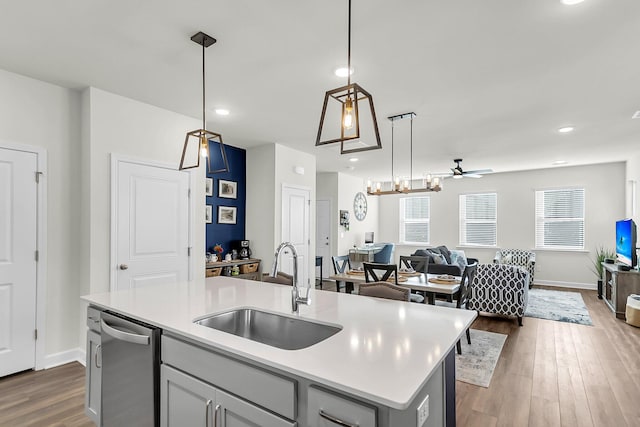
(34, 329, 38, 340)
(188, 247, 192, 257)
(188, 189, 191, 198)
(35, 171, 43, 183)
(35, 250, 39, 262)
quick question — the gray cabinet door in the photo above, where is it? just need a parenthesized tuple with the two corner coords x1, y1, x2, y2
(217, 390, 296, 427)
(161, 365, 216, 427)
(84, 330, 101, 426)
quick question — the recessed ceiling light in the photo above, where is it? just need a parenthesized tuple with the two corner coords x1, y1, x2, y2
(334, 67, 354, 77)
(215, 109, 230, 116)
(349, 157, 359, 162)
(632, 111, 640, 119)
(552, 160, 568, 166)
(557, 126, 574, 133)
(561, 0, 585, 5)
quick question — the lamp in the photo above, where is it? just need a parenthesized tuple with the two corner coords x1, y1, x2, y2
(315, 0, 382, 154)
(179, 31, 230, 173)
(367, 112, 442, 196)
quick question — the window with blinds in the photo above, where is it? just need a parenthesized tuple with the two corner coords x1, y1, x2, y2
(399, 197, 430, 244)
(535, 188, 585, 250)
(459, 193, 497, 246)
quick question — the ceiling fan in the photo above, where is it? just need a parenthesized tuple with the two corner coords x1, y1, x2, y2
(446, 158, 493, 179)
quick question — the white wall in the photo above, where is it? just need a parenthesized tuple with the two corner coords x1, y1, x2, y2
(81, 87, 204, 295)
(379, 162, 625, 287)
(246, 143, 316, 282)
(246, 144, 276, 270)
(626, 152, 640, 222)
(0, 69, 81, 357)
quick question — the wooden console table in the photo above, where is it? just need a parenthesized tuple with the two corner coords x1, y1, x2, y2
(206, 258, 262, 281)
(602, 263, 640, 319)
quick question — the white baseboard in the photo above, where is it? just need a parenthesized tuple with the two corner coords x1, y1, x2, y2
(43, 348, 85, 369)
(534, 280, 596, 291)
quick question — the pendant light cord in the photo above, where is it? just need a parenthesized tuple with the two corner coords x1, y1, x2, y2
(391, 118, 394, 187)
(410, 114, 413, 189)
(347, 0, 351, 87)
(202, 38, 206, 130)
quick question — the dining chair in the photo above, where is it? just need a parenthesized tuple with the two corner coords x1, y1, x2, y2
(331, 255, 353, 293)
(359, 282, 410, 301)
(363, 262, 424, 303)
(436, 263, 478, 354)
(399, 255, 430, 274)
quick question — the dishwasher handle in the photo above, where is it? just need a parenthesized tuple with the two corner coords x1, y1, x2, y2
(101, 318, 150, 345)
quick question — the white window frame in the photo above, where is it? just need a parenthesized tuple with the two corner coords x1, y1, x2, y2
(535, 187, 585, 250)
(459, 192, 497, 247)
(399, 196, 430, 245)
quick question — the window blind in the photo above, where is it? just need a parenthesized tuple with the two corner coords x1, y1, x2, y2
(535, 188, 584, 250)
(399, 197, 430, 244)
(459, 193, 497, 246)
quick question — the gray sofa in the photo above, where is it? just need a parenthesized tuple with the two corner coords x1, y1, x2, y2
(411, 245, 479, 276)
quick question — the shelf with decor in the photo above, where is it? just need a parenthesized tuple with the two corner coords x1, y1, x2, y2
(602, 263, 640, 319)
(206, 258, 261, 281)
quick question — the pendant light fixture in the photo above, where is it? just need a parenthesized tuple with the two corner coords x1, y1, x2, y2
(315, 0, 382, 154)
(179, 31, 229, 173)
(367, 112, 442, 196)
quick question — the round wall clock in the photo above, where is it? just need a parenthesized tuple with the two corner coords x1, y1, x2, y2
(353, 192, 368, 221)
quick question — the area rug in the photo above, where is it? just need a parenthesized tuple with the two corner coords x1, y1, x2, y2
(525, 288, 593, 326)
(456, 329, 507, 388)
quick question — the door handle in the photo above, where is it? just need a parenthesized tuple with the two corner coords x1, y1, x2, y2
(205, 400, 212, 427)
(214, 404, 221, 427)
(100, 319, 150, 345)
(94, 344, 101, 368)
(119, 264, 128, 270)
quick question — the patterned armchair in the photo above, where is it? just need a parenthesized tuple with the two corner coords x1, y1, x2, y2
(493, 248, 536, 288)
(467, 264, 529, 326)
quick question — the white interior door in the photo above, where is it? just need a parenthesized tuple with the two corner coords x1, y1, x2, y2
(316, 199, 331, 278)
(0, 148, 37, 377)
(281, 185, 310, 287)
(113, 160, 191, 291)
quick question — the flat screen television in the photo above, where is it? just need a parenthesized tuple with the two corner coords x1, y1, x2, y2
(364, 231, 374, 244)
(616, 218, 637, 268)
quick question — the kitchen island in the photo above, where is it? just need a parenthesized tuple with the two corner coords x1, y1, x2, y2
(82, 276, 476, 427)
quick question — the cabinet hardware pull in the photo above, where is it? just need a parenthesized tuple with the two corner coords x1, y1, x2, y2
(319, 409, 358, 427)
(205, 399, 212, 427)
(94, 344, 101, 368)
(100, 319, 150, 345)
(214, 404, 221, 427)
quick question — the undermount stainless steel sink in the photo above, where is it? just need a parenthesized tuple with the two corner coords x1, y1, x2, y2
(194, 308, 342, 350)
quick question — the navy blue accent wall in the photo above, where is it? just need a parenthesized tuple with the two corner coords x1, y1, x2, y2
(206, 142, 246, 258)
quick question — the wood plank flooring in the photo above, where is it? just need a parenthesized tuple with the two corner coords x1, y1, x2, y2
(1, 285, 638, 426)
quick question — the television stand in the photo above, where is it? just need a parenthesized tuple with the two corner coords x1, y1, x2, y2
(602, 263, 640, 319)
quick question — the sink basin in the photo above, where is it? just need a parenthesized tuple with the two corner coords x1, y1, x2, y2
(194, 308, 342, 350)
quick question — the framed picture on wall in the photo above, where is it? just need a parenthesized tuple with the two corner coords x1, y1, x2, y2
(205, 178, 213, 196)
(218, 206, 237, 224)
(205, 205, 212, 224)
(218, 179, 237, 199)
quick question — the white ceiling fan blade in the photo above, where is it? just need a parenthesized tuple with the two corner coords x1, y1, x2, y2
(464, 174, 483, 178)
(464, 168, 493, 175)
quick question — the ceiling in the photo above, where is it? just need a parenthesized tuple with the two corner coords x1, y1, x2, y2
(1, 0, 639, 181)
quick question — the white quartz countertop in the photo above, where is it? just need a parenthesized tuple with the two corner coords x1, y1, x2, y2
(82, 277, 476, 410)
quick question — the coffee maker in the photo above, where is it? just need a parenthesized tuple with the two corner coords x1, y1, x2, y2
(231, 240, 252, 259)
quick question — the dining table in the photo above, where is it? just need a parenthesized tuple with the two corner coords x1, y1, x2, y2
(327, 271, 462, 305)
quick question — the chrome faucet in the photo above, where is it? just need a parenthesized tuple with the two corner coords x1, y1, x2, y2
(270, 242, 311, 313)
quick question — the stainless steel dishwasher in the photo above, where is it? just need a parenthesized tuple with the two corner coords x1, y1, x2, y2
(100, 311, 160, 427)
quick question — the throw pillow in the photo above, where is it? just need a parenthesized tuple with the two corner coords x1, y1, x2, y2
(413, 249, 434, 264)
(436, 245, 452, 264)
(450, 249, 468, 272)
(431, 253, 446, 265)
(502, 253, 513, 264)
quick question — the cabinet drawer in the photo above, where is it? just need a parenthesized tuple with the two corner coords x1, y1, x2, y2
(162, 335, 296, 420)
(308, 386, 377, 427)
(87, 306, 101, 332)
